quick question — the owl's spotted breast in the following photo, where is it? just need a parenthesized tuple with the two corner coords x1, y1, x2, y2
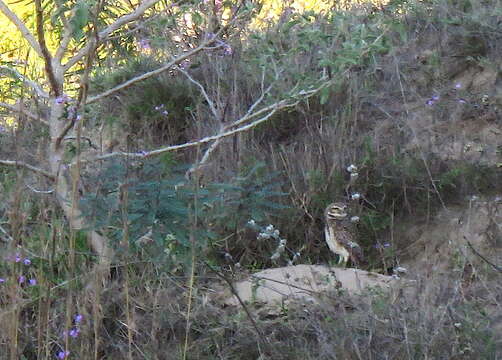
(324, 202, 364, 267)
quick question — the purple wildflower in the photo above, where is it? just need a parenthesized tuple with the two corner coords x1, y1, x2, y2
(223, 45, 233, 56)
(432, 95, 440, 101)
(67, 106, 77, 119)
(23, 258, 31, 265)
(56, 94, 70, 105)
(29, 278, 37, 286)
(69, 328, 80, 338)
(426, 99, 434, 106)
(138, 39, 151, 50)
(18, 275, 26, 284)
(56, 351, 70, 359)
(15, 253, 22, 263)
(454, 83, 462, 89)
(383, 242, 391, 248)
(458, 99, 467, 104)
(0, 278, 5, 283)
(74, 314, 83, 323)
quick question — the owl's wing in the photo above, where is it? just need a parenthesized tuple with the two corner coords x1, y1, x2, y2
(337, 229, 364, 266)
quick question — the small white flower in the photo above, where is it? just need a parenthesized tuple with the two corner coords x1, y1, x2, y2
(454, 322, 462, 328)
(247, 219, 256, 226)
(270, 252, 280, 260)
(350, 216, 360, 223)
(235, 262, 241, 269)
(350, 172, 359, 178)
(351, 193, 361, 200)
(258, 233, 271, 240)
(347, 164, 358, 173)
(394, 266, 407, 274)
(273, 229, 280, 237)
(266, 224, 274, 232)
(279, 239, 287, 246)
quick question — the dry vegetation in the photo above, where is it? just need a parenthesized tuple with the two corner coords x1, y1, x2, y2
(0, 0, 501, 358)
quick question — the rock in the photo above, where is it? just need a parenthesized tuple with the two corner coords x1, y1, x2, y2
(221, 264, 400, 307)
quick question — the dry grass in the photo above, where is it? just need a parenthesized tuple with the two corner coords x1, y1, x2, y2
(1, 0, 502, 358)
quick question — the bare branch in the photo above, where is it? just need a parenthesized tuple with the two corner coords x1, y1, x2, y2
(64, 136, 98, 149)
(0, 160, 55, 180)
(0, 66, 49, 99)
(0, 101, 48, 125)
(186, 69, 273, 177)
(83, 79, 332, 164)
(63, 0, 163, 71)
(85, 40, 220, 104)
(35, 0, 60, 95)
(92, 109, 279, 161)
(0, 0, 43, 57)
(23, 180, 54, 194)
(176, 65, 219, 119)
(465, 237, 502, 273)
(53, 1, 72, 62)
(55, 114, 78, 148)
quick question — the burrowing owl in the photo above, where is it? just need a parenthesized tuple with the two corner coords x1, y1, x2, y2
(324, 202, 364, 267)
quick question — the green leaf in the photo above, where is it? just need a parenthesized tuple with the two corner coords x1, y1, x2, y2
(191, 11, 203, 27)
(70, 0, 90, 41)
(320, 86, 330, 105)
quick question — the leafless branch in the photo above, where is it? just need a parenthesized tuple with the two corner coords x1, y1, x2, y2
(186, 69, 273, 177)
(465, 237, 502, 273)
(54, 3, 73, 63)
(0, 160, 55, 180)
(54, 113, 79, 149)
(64, 136, 98, 149)
(85, 40, 221, 104)
(35, 0, 60, 95)
(0, 0, 43, 57)
(176, 65, 219, 119)
(83, 79, 331, 164)
(94, 109, 278, 161)
(0, 101, 48, 125)
(63, 0, 163, 71)
(0, 66, 49, 99)
(23, 180, 54, 194)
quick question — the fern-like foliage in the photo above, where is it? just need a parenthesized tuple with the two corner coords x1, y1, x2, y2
(79, 159, 287, 269)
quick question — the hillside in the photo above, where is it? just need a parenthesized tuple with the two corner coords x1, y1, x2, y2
(0, 0, 501, 358)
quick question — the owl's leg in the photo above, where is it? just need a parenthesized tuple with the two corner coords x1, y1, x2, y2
(338, 254, 348, 267)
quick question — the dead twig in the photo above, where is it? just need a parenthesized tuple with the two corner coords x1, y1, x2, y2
(465, 237, 502, 273)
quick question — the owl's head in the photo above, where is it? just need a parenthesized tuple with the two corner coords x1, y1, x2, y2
(324, 202, 348, 221)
